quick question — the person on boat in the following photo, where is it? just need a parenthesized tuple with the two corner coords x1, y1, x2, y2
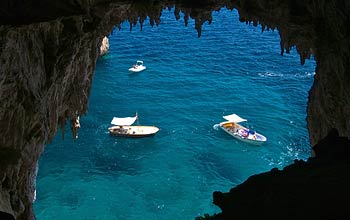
(250, 130, 257, 140)
(247, 129, 257, 140)
(238, 128, 249, 138)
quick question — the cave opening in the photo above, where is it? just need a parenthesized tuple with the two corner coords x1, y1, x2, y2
(32, 7, 316, 220)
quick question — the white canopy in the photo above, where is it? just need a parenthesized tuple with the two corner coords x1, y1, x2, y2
(223, 114, 247, 123)
(111, 116, 137, 126)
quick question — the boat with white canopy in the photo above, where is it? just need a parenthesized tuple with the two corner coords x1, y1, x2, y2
(108, 113, 159, 137)
(128, 60, 146, 72)
(215, 113, 267, 145)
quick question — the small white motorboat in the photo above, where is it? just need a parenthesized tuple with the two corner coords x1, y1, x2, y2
(216, 113, 267, 145)
(128, 60, 146, 72)
(108, 113, 159, 137)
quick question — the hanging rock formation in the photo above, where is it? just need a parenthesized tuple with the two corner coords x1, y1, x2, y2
(0, 0, 349, 219)
(99, 36, 109, 56)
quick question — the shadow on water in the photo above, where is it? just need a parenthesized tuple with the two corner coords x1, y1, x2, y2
(82, 133, 160, 178)
(194, 149, 244, 185)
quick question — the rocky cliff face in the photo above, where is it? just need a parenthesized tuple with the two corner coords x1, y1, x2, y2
(0, 17, 100, 220)
(0, 0, 349, 219)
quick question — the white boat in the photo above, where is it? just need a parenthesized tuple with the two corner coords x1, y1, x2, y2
(128, 60, 146, 72)
(108, 113, 159, 137)
(217, 114, 267, 145)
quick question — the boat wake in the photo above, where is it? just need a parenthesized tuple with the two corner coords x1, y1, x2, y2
(213, 124, 220, 130)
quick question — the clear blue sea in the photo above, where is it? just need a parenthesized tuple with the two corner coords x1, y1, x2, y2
(34, 8, 316, 220)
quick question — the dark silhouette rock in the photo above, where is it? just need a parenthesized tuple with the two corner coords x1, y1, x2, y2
(212, 129, 350, 219)
(0, 211, 15, 220)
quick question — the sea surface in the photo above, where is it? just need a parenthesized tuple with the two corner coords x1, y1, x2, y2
(34, 8, 316, 220)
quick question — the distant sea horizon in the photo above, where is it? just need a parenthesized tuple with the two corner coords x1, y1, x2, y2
(34, 7, 316, 220)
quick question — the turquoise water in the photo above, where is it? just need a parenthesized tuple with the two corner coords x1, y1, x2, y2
(34, 8, 316, 220)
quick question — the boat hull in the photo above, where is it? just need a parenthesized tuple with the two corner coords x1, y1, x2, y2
(128, 66, 146, 72)
(219, 122, 266, 145)
(108, 125, 159, 138)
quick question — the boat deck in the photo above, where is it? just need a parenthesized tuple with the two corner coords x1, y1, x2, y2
(108, 125, 159, 137)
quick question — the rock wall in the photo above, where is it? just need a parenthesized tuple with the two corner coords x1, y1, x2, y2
(0, 18, 100, 219)
(0, 0, 349, 219)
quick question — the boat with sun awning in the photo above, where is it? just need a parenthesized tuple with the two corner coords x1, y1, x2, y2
(108, 113, 159, 137)
(214, 113, 267, 145)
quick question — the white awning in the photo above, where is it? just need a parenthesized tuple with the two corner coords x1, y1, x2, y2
(223, 114, 247, 123)
(111, 116, 137, 126)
